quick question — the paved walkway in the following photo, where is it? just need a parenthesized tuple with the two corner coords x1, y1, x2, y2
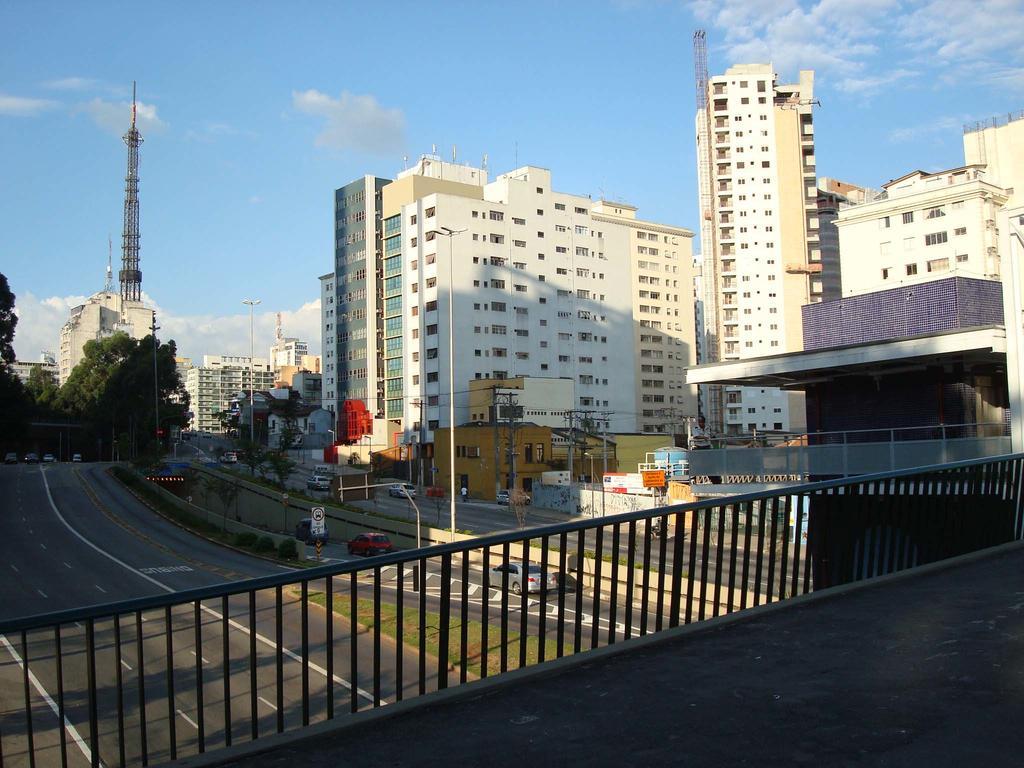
(221, 544, 1024, 767)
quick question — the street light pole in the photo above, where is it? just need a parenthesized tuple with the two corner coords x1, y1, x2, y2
(151, 314, 160, 447)
(432, 226, 467, 542)
(242, 298, 261, 444)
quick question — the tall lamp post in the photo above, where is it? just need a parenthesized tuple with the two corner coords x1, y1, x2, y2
(430, 226, 467, 542)
(151, 314, 160, 447)
(242, 298, 261, 444)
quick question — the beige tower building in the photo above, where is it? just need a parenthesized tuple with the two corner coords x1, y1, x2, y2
(58, 288, 154, 384)
(695, 63, 821, 435)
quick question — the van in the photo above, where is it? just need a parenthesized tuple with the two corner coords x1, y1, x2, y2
(314, 464, 335, 476)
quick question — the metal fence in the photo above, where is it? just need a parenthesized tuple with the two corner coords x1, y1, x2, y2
(2, 455, 1023, 767)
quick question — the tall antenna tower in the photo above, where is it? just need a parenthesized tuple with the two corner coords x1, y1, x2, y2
(693, 29, 723, 433)
(275, 311, 283, 341)
(120, 81, 144, 303)
(104, 234, 114, 294)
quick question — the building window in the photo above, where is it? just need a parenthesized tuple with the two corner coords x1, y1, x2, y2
(425, 207, 435, 218)
(927, 257, 950, 273)
(881, 268, 890, 280)
(906, 263, 918, 276)
(954, 227, 966, 236)
(924, 231, 948, 246)
(926, 207, 946, 219)
(902, 211, 914, 224)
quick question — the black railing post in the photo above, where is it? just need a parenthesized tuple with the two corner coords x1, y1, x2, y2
(164, 607, 176, 762)
(22, 629, 36, 768)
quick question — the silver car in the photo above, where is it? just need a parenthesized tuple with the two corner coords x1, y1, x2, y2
(490, 562, 558, 595)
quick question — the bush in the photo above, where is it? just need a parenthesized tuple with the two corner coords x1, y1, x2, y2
(277, 539, 298, 560)
(255, 536, 276, 553)
(233, 532, 258, 548)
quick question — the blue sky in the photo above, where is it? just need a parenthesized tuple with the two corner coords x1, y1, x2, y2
(3, 0, 1022, 363)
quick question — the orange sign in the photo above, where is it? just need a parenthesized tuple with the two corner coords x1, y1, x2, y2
(641, 470, 666, 488)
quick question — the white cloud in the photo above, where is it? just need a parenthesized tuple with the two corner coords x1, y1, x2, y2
(292, 89, 405, 154)
(12, 291, 322, 367)
(43, 77, 101, 91)
(0, 93, 59, 117)
(691, 0, 1023, 95)
(11, 292, 87, 359)
(887, 113, 974, 143)
(184, 121, 244, 143)
(836, 67, 917, 94)
(77, 97, 166, 136)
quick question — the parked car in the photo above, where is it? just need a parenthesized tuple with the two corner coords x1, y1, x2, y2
(388, 483, 417, 499)
(72, 453, 82, 463)
(490, 562, 558, 595)
(4, 452, 17, 465)
(306, 474, 331, 491)
(24, 453, 39, 464)
(294, 518, 329, 545)
(497, 489, 531, 505)
(221, 451, 238, 464)
(347, 532, 394, 557)
(42, 453, 56, 463)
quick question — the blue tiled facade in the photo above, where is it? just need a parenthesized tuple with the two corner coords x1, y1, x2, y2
(801, 277, 1004, 351)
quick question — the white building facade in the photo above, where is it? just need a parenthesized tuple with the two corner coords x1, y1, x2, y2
(695, 64, 820, 435)
(58, 291, 154, 384)
(184, 355, 275, 433)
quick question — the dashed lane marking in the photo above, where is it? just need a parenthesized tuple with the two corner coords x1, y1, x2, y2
(37, 589, 48, 598)
(95, 584, 107, 593)
(176, 709, 199, 729)
(10, 564, 18, 573)
(190, 650, 210, 664)
(258, 696, 278, 711)
(121, 659, 132, 671)
(40, 543, 46, 550)
(63, 562, 72, 569)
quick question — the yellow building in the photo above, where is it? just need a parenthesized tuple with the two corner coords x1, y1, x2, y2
(611, 434, 676, 475)
(433, 423, 554, 499)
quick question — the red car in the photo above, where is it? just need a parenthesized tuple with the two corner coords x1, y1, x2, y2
(347, 532, 394, 557)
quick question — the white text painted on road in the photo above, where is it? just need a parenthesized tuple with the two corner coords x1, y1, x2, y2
(139, 565, 194, 574)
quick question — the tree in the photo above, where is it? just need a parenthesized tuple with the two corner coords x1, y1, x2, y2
(25, 365, 59, 412)
(264, 450, 296, 489)
(0, 273, 16, 365)
(237, 438, 266, 477)
(203, 474, 240, 531)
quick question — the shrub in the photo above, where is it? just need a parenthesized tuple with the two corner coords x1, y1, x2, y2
(233, 532, 258, 548)
(255, 536, 276, 553)
(277, 539, 298, 560)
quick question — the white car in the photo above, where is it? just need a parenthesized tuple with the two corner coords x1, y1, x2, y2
(388, 483, 416, 498)
(306, 475, 331, 491)
(72, 453, 82, 463)
(42, 453, 56, 463)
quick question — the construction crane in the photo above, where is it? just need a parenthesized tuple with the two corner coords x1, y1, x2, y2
(693, 30, 723, 434)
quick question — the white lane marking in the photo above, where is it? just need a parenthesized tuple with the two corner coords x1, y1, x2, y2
(176, 709, 199, 729)
(40, 543, 47, 550)
(95, 585, 107, 594)
(37, 589, 48, 598)
(258, 695, 278, 711)
(468, 583, 481, 596)
(0, 635, 104, 768)
(43, 468, 376, 704)
(190, 650, 210, 664)
(74, 622, 82, 629)
(121, 659, 133, 671)
(10, 564, 18, 573)
(63, 562, 72, 569)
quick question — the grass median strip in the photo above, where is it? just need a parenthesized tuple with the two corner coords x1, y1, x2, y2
(305, 589, 551, 679)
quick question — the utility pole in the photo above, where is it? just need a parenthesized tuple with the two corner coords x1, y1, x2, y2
(599, 410, 611, 517)
(412, 399, 425, 492)
(151, 314, 160, 446)
(492, 385, 501, 494)
(565, 409, 575, 498)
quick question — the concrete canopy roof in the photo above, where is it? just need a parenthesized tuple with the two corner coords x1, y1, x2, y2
(685, 326, 1006, 389)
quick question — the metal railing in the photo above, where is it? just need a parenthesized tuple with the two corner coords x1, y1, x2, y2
(2, 455, 1023, 767)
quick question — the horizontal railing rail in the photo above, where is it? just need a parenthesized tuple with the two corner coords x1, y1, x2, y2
(2, 453, 1023, 767)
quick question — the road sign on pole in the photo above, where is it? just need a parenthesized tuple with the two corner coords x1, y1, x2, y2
(311, 506, 326, 536)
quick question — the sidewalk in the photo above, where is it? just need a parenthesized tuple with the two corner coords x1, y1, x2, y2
(220, 543, 1024, 768)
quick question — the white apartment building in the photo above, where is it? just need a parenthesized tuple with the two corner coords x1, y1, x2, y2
(836, 167, 1008, 295)
(58, 290, 154, 384)
(591, 201, 697, 433)
(269, 336, 309, 372)
(185, 355, 275, 433)
(12, 352, 58, 385)
(836, 111, 1024, 297)
(322, 157, 696, 445)
(695, 64, 820, 435)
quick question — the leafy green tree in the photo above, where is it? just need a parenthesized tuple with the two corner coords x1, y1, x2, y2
(25, 365, 59, 412)
(203, 474, 240, 530)
(237, 438, 266, 477)
(0, 273, 16, 365)
(264, 450, 295, 488)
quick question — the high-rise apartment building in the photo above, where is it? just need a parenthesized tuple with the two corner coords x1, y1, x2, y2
(321, 157, 696, 444)
(835, 111, 1024, 298)
(184, 355, 274, 433)
(59, 289, 154, 384)
(695, 64, 821, 435)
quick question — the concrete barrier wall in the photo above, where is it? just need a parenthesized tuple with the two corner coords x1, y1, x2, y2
(135, 471, 304, 559)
